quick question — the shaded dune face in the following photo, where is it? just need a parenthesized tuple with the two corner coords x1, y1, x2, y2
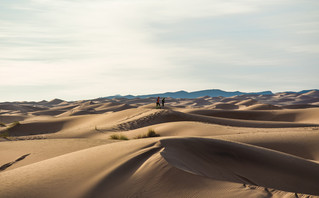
(3, 120, 67, 136)
(160, 138, 319, 195)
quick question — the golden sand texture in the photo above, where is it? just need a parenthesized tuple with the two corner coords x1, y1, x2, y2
(0, 91, 319, 198)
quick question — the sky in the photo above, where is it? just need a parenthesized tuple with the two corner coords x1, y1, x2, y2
(0, 0, 318, 101)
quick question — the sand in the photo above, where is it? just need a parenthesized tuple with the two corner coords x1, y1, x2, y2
(0, 90, 319, 198)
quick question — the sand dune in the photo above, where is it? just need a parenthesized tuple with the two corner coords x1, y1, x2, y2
(302, 90, 319, 97)
(1, 137, 318, 197)
(1, 119, 68, 136)
(184, 108, 319, 124)
(282, 104, 319, 109)
(212, 103, 239, 109)
(0, 104, 46, 113)
(109, 109, 318, 132)
(244, 103, 282, 110)
(56, 101, 134, 117)
(1, 91, 319, 197)
(236, 98, 258, 106)
(0, 115, 27, 124)
(45, 98, 65, 106)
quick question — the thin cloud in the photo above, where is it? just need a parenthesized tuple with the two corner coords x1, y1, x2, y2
(0, 0, 318, 101)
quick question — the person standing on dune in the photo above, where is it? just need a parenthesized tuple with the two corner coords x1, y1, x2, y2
(162, 97, 165, 108)
(156, 97, 160, 108)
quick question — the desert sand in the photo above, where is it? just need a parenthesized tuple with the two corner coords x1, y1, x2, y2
(1, 90, 319, 198)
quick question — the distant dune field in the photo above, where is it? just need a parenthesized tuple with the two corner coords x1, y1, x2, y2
(1, 90, 319, 198)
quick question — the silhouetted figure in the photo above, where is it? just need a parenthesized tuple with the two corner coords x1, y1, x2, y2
(156, 97, 161, 108)
(162, 97, 165, 107)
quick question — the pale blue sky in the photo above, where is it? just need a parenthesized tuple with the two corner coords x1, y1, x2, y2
(0, 0, 318, 101)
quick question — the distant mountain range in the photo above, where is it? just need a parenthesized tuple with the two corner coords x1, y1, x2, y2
(104, 89, 272, 99)
(104, 89, 318, 99)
